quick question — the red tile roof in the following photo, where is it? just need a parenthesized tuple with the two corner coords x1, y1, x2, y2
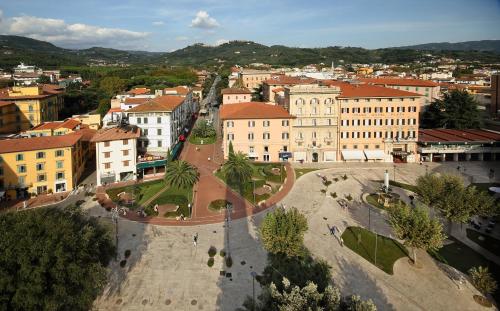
(221, 88, 252, 94)
(0, 85, 63, 100)
(91, 125, 140, 142)
(0, 133, 82, 154)
(127, 95, 185, 112)
(419, 129, 500, 143)
(107, 107, 124, 114)
(163, 86, 190, 95)
(359, 78, 439, 87)
(31, 118, 82, 131)
(321, 80, 422, 98)
(220, 102, 294, 120)
(263, 75, 317, 86)
(0, 100, 14, 108)
(124, 97, 150, 105)
(272, 87, 285, 93)
(127, 87, 151, 95)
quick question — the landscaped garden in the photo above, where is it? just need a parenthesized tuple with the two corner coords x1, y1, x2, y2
(147, 186, 193, 217)
(106, 179, 164, 209)
(365, 192, 406, 210)
(189, 119, 216, 145)
(341, 226, 409, 274)
(208, 199, 232, 212)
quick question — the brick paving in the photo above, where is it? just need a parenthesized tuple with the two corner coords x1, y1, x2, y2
(96, 139, 295, 226)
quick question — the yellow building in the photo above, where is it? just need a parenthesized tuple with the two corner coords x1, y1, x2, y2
(0, 85, 65, 133)
(24, 118, 84, 137)
(0, 133, 86, 198)
(0, 101, 18, 134)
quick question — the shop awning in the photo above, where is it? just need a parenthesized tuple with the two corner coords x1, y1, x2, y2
(279, 152, 293, 159)
(341, 150, 364, 160)
(170, 141, 184, 160)
(364, 150, 386, 160)
(137, 159, 167, 169)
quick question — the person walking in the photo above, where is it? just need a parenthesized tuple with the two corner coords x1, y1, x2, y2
(193, 233, 198, 247)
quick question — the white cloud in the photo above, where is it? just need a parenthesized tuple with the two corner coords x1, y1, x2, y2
(190, 11, 219, 29)
(152, 21, 164, 26)
(0, 14, 149, 49)
(215, 39, 229, 46)
(175, 36, 189, 41)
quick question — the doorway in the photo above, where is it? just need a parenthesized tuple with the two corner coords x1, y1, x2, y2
(312, 152, 319, 162)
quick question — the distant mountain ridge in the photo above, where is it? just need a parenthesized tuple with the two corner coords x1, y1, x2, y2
(395, 40, 500, 52)
(1, 35, 499, 69)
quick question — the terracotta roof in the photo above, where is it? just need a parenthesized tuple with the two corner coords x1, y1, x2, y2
(321, 80, 422, 98)
(42, 84, 65, 94)
(221, 88, 252, 94)
(0, 133, 82, 154)
(31, 118, 82, 131)
(79, 128, 97, 142)
(359, 78, 439, 87)
(263, 75, 317, 86)
(124, 97, 150, 105)
(91, 125, 140, 142)
(0, 100, 14, 108)
(127, 95, 185, 113)
(107, 107, 124, 114)
(0, 86, 60, 100)
(163, 86, 190, 95)
(272, 87, 285, 93)
(419, 129, 500, 143)
(127, 87, 151, 95)
(220, 102, 294, 120)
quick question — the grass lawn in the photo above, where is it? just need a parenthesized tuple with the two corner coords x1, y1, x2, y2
(294, 168, 318, 179)
(188, 134, 216, 145)
(208, 199, 231, 212)
(106, 179, 164, 209)
(467, 229, 500, 257)
(148, 186, 193, 218)
(429, 236, 500, 304)
(374, 180, 419, 193)
(342, 226, 409, 274)
(365, 194, 386, 210)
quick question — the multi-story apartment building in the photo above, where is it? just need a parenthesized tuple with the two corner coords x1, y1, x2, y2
(239, 69, 273, 91)
(0, 101, 18, 134)
(23, 118, 84, 137)
(220, 102, 294, 162)
(126, 95, 193, 155)
(284, 84, 341, 162)
(0, 133, 86, 198)
(0, 85, 64, 133)
(262, 75, 317, 102)
(359, 77, 439, 107)
(91, 125, 140, 186)
(221, 88, 252, 105)
(333, 82, 422, 163)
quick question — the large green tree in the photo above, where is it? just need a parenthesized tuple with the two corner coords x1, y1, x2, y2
(99, 76, 127, 96)
(260, 207, 308, 257)
(0, 206, 114, 311)
(192, 119, 216, 138)
(222, 148, 253, 192)
(388, 203, 445, 265)
(423, 90, 481, 129)
(164, 160, 199, 189)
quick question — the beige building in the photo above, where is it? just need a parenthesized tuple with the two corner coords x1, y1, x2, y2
(284, 84, 341, 162)
(220, 102, 294, 162)
(262, 75, 317, 102)
(221, 88, 252, 105)
(239, 69, 273, 91)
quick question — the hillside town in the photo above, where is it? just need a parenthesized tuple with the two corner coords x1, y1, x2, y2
(1, 2, 500, 310)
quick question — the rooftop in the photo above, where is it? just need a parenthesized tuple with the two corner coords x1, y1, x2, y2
(419, 129, 500, 144)
(359, 77, 439, 87)
(127, 87, 151, 95)
(321, 80, 422, 98)
(263, 75, 317, 86)
(220, 102, 294, 120)
(30, 118, 82, 131)
(163, 86, 190, 95)
(0, 133, 82, 154)
(91, 125, 140, 142)
(221, 87, 252, 94)
(127, 95, 185, 113)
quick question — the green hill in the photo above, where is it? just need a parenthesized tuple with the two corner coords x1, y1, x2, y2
(395, 40, 500, 53)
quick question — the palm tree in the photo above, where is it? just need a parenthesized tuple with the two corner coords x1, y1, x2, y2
(222, 151, 254, 192)
(164, 160, 199, 189)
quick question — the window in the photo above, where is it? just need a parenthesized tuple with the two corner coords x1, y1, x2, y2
(325, 98, 332, 105)
(248, 121, 255, 127)
(282, 132, 289, 139)
(282, 120, 289, 126)
(137, 117, 142, 124)
(283, 146, 288, 152)
(263, 120, 270, 127)
(123, 150, 129, 156)
(312, 132, 317, 139)
(341, 108, 349, 113)
(56, 161, 64, 169)
(312, 107, 317, 114)
(353, 145, 358, 149)
(104, 152, 111, 158)
(363, 107, 371, 113)
(37, 174, 46, 182)
(248, 132, 254, 140)
(312, 119, 317, 126)
(16, 154, 24, 161)
(29, 105, 34, 112)
(143, 129, 148, 135)
(56, 172, 65, 180)
(227, 121, 234, 127)
(17, 165, 27, 173)
(55, 150, 64, 157)
(341, 119, 349, 126)
(157, 117, 162, 123)
(36, 152, 45, 159)
(342, 145, 347, 149)
(328, 119, 332, 126)
(295, 98, 304, 105)
(36, 163, 44, 171)
(123, 139, 128, 145)
(341, 132, 349, 139)
(263, 132, 270, 140)
(388, 98, 393, 102)
(144, 117, 148, 124)
(18, 176, 25, 186)
(157, 129, 162, 135)
(123, 160, 130, 167)
(227, 133, 234, 140)
(311, 98, 319, 105)
(326, 107, 332, 114)
(158, 140, 162, 147)
(104, 163, 111, 169)
(104, 141, 110, 147)
(249, 146, 255, 153)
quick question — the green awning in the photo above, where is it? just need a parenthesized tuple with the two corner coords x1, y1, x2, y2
(137, 159, 167, 169)
(170, 142, 184, 160)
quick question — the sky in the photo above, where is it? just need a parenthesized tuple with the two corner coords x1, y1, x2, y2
(0, 0, 499, 52)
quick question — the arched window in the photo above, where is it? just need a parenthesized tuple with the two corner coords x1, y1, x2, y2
(324, 98, 332, 105)
(295, 98, 304, 105)
(310, 98, 319, 105)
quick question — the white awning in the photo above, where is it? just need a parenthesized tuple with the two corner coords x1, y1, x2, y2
(247, 152, 259, 158)
(364, 150, 386, 160)
(341, 150, 364, 160)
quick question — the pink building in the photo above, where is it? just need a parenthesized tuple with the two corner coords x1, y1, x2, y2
(221, 88, 252, 105)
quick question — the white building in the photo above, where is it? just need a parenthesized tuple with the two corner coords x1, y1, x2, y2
(126, 95, 193, 155)
(91, 125, 140, 186)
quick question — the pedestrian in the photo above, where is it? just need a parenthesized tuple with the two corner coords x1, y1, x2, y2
(340, 237, 344, 247)
(193, 233, 198, 247)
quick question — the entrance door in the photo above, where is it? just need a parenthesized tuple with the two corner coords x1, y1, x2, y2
(312, 152, 319, 162)
(55, 182, 66, 193)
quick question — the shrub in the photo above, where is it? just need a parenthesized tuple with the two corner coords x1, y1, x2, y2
(469, 266, 497, 296)
(124, 250, 131, 258)
(75, 200, 85, 207)
(345, 194, 353, 201)
(208, 246, 217, 257)
(120, 260, 127, 268)
(342, 174, 348, 180)
(220, 250, 226, 257)
(330, 192, 337, 198)
(323, 180, 332, 187)
(320, 189, 327, 194)
(333, 177, 339, 182)
(207, 257, 215, 267)
(225, 256, 233, 267)
(144, 205, 159, 216)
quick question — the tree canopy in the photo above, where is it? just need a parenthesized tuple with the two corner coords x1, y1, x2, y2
(0, 206, 115, 311)
(192, 120, 216, 138)
(423, 90, 481, 129)
(222, 147, 254, 192)
(164, 160, 199, 189)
